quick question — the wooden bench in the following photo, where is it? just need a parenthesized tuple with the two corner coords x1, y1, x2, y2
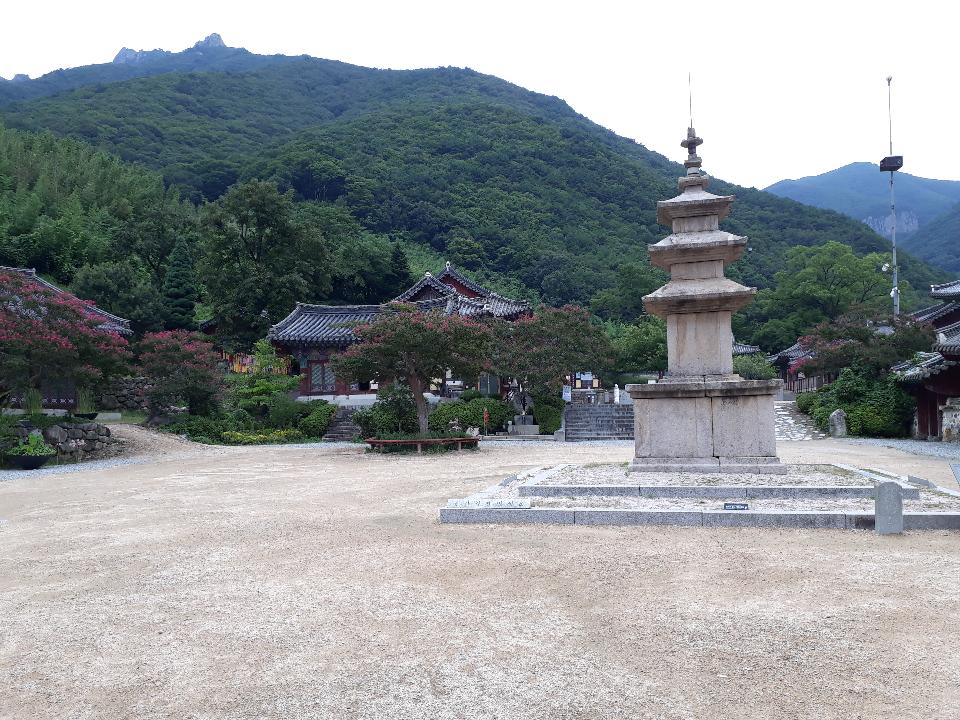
(365, 437, 481, 453)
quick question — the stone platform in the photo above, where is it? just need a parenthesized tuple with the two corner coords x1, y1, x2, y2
(439, 464, 960, 530)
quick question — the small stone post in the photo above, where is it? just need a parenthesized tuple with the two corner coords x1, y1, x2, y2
(829, 409, 847, 438)
(875, 481, 904, 535)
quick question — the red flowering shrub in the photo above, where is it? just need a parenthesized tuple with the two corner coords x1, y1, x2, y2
(333, 307, 493, 432)
(0, 271, 130, 406)
(137, 330, 224, 416)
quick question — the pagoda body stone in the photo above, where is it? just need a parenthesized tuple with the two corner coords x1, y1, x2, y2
(626, 128, 783, 473)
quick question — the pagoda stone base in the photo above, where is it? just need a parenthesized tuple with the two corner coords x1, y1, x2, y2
(626, 377, 784, 474)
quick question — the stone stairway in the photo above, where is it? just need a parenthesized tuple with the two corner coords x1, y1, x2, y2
(563, 401, 827, 442)
(323, 408, 362, 441)
(563, 404, 634, 441)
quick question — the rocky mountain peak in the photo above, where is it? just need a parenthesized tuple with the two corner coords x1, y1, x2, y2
(192, 33, 226, 50)
(112, 47, 171, 65)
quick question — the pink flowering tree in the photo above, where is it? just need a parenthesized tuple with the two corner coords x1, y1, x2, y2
(0, 271, 130, 407)
(137, 330, 224, 417)
(333, 307, 493, 433)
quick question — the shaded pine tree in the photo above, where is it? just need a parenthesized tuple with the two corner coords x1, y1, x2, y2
(161, 237, 198, 329)
(388, 243, 413, 296)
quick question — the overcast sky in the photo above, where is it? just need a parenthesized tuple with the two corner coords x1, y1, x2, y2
(2, 0, 955, 189)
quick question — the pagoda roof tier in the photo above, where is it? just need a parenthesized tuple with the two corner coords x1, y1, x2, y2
(930, 279, 960, 299)
(647, 230, 747, 270)
(642, 277, 756, 317)
(656, 188, 735, 227)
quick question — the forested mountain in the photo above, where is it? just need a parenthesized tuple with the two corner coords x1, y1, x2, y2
(900, 201, 960, 273)
(766, 162, 960, 240)
(0, 38, 951, 349)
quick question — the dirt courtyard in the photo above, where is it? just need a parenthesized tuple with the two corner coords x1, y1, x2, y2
(2, 432, 959, 719)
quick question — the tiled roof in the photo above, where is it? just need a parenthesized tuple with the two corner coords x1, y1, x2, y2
(0, 265, 132, 335)
(436, 261, 491, 297)
(767, 341, 813, 364)
(934, 319, 960, 356)
(911, 301, 959, 324)
(268, 303, 384, 347)
(892, 352, 956, 382)
(733, 341, 761, 356)
(269, 293, 530, 347)
(930, 280, 960, 299)
(393, 273, 458, 302)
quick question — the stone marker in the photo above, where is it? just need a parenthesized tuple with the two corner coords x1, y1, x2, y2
(446, 498, 531, 509)
(875, 481, 904, 535)
(829, 409, 848, 438)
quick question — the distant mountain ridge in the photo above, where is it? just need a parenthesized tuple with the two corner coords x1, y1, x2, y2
(765, 162, 960, 236)
(765, 162, 960, 271)
(0, 34, 300, 102)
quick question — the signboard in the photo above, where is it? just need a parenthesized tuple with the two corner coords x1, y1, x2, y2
(723, 503, 749, 511)
(562, 385, 572, 402)
(446, 498, 532, 509)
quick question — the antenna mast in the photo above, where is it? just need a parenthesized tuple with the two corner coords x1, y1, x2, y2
(883, 76, 900, 317)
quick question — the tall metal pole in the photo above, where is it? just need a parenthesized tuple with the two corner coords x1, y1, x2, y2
(887, 76, 899, 317)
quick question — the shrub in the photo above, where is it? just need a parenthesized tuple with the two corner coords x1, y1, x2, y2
(266, 393, 309, 428)
(354, 384, 419, 437)
(220, 429, 305, 445)
(6, 434, 56, 456)
(460, 389, 483, 402)
(733, 354, 778, 380)
(795, 391, 817, 414)
(368, 430, 478, 454)
(229, 374, 300, 415)
(22, 389, 43, 414)
(794, 367, 914, 438)
(299, 402, 337, 438)
(532, 393, 565, 435)
(165, 415, 234, 444)
(427, 397, 512, 432)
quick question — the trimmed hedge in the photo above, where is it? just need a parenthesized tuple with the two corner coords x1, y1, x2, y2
(427, 397, 512, 432)
(298, 402, 337, 438)
(220, 429, 305, 444)
(531, 393, 564, 435)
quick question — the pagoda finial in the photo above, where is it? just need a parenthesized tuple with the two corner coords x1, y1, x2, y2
(681, 127, 703, 172)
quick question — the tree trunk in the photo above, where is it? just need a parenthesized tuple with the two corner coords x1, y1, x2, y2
(407, 373, 430, 434)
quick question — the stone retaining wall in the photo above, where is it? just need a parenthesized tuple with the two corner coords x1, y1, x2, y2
(100, 377, 151, 412)
(8, 421, 119, 462)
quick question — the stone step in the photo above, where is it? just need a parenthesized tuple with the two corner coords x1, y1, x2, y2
(439, 507, 960, 530)
(519, 484, 920, 499)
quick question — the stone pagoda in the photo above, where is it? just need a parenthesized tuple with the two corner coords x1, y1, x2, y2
(626, 127, 784, 473)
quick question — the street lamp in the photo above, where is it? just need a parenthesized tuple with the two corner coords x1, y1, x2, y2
(880, 75, 902, 317)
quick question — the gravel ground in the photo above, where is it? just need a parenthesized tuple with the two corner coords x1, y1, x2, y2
(1, 435, 959, 719)
(845, 436, 960, 462)
(528, 463, 863, 487)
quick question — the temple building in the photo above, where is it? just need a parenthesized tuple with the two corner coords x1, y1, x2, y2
(268, 262, 529, 397)
(895, 279, 960, 441)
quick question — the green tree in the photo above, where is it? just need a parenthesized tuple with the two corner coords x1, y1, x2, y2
(333, 308, 493, 432)
(609, 316, 667, 374)
(387, 242, 413, 296)
(72, 260, 165, 335)
(199, 180, 332, 348)
(161, 237, 198, 329)
(493, 305, 614, 406)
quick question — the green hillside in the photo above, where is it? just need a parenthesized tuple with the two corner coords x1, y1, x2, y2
(0, 46, 950, 347)
(901, 201, 960, 272)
